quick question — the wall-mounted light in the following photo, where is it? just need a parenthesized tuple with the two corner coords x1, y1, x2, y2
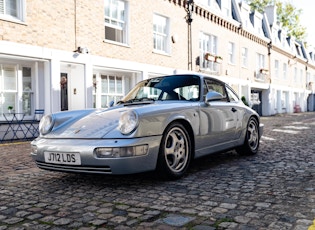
(73, 46, 90, 54)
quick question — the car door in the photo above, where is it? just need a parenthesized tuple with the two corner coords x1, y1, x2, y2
(196, 78, 239, 155)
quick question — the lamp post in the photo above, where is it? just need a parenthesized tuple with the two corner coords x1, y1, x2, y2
(186, 0, 194, 71)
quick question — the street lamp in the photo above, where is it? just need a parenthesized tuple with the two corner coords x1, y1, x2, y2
(186, 0, 194, 71)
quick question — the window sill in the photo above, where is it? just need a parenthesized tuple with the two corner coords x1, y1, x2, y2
(103, 39, 130, 48)
(0, 16, 26, 25)
(152, 50, 171, 57)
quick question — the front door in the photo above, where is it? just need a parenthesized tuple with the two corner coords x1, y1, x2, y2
(60, 63, 86, 111)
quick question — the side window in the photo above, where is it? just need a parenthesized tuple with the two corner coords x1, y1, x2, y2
(226, 85, 239, 102)
(204, 79, 227, 101)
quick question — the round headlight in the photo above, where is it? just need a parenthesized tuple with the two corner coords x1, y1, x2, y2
(119, 110, 139, 135)
(39, 115, 54, 135)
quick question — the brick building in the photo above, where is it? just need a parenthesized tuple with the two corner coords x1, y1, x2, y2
(0, 0, 314, 124)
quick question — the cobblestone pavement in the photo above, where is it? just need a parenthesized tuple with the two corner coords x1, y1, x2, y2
(0, 112, 315, 230)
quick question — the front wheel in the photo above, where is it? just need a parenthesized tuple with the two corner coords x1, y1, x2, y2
(236, 117, 260, 155)
(156, 122, 191, 180)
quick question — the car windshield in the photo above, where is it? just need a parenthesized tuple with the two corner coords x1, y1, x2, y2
(119, 75, 200, 104)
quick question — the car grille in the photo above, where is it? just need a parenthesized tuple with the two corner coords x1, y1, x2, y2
(35, 161, 112, 174)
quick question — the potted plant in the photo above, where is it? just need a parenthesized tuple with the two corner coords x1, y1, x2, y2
(215, 56, 223, 63)
(204, 53, 215, 62)
(7, 106, 13, 113)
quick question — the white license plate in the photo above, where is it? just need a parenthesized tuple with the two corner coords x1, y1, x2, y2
(44, 152, 81, 165)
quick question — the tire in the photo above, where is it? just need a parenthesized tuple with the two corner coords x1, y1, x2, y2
(236, 117, 260, 155)
(156, 122, 191, 180)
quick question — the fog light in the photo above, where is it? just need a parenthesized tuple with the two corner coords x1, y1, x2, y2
(95, 145, 148, 158)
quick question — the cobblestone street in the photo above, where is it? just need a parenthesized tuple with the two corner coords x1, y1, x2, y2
(0, 112, 314, 230)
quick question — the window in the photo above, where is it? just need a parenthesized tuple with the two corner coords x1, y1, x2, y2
(283, 63, 287, 79)
(274, 60, 279, 78)
(153, 14, 169, 53)
(241, 47, 248, 67)
(93, 74, 124, 108)
(220, 0, 231, 17)
(256, 53, 265, 71)
(0, 65, 33, 117)
(0, 0, 25, 21)
(294, 67, 297, 82)
(200, 32, 217, 55)
(204, 79, 227, 101)
(199, 32, 218, 71)
(228, 42, 235, 64)
(226, 86, 239, 102)
(195, 0, 212, 7)
(104, 0, 127, 44)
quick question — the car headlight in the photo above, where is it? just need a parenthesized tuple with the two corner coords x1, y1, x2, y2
(39, 115, 54, 135)
(118, 110, 139, 135)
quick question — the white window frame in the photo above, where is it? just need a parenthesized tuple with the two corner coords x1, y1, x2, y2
(93, 73, 125, 108)
(199, 32, 218, 71)
(274, 60, 279, 78)
(241, 47, 248, 67)
(104, 0, 128, 44)
(0, 0, 25, 22)
(283, 63, 287, 80)
(0, 64, 34, 118)
(221, 0, 231, 17)
(294, 67, 298, 82)
(153, 14, 170, 54)
(228, 42, 235, 64)
(256, 53, 265, 71)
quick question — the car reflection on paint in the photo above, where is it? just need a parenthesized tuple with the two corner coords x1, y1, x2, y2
(31, 74, 263, 180)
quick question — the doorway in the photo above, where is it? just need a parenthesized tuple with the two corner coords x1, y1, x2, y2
(60, 73, 68, 111)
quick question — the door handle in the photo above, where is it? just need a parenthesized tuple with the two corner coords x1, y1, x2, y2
(231, 108, 237, 112)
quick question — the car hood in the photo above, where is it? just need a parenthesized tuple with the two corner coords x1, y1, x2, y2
(45, 107, 129, 138)
(44, 102, 196, 139)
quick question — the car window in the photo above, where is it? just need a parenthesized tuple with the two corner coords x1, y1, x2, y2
(204, 79, 227, 101)
(122, 75, 200, 102)
(226, 86, 239, 102)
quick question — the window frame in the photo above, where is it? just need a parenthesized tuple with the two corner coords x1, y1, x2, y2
(228, 42, 235, 64)
(153, 13, 170, 54)
(0, 0, 25, 22)
(0, 64, 34, 118)
(241, 47, 248, 67)
(104, 0, 128, 45)
(274, 59, 279, 79)
(93, 73, 125, 108)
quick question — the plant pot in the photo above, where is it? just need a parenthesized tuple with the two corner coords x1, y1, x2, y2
(205, 53, 215, 61)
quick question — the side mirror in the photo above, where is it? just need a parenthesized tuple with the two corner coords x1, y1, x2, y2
(205, 91, 224, 104)
(109, 101, 115, 107)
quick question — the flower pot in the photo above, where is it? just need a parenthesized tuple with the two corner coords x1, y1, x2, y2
(205, 53, 215, 61)
(215, 57, 222, 63)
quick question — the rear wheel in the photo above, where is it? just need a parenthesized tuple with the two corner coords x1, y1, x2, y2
(236, 117, 260, 155)
(156, 122, 191, 180)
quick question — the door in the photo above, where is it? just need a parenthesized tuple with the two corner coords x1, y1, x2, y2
(196, 79, 239, 155)
(60, 63, 86, 111)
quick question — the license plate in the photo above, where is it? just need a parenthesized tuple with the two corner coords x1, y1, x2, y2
(44, 152, 81, 165)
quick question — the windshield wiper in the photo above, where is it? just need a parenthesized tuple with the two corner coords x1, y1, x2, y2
(117, 98, 155, 105)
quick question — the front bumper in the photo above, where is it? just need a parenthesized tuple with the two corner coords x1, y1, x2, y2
(31, 136, 162, 175)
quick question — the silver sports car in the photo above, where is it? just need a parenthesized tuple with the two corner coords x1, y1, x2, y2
(31, 74, 263, 179)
